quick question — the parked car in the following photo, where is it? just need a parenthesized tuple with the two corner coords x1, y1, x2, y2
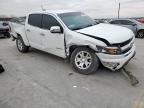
(11, 10, 135, 75)
(0, 21, 10, 38)
(109, 19, 144, 38)
(137, 18, 144, 24)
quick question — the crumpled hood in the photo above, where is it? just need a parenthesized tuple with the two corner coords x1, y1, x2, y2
(76, 23, 134, 44)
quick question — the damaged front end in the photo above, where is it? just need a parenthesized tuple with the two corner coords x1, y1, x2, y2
(97, 36, 135, 71)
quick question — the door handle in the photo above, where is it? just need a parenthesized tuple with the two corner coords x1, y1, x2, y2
(40, 33, 45, 36)
(26, 29, 30, 32)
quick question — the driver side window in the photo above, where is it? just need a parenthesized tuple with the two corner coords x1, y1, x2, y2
(42, 14, 61, 30)
(120, 20, 135, 25)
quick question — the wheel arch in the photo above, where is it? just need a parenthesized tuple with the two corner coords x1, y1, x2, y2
(68, 45, 96, 57)
(136, 29, 144, 38)
(16, 32, 30, 46)
(137, 29, 144, 33)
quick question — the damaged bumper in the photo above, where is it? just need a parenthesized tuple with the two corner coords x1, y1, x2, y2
(97, 44, 136, 71)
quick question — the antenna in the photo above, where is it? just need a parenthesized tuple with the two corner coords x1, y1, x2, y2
(118, 2, 121, 18)
(41, 0, 45, 11)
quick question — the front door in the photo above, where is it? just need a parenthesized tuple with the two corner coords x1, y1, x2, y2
(40, 14, 66, 58)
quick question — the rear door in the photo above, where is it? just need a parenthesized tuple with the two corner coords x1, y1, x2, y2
(110, 20, 137, 33)
(25, 14, 43, 49)
(119, 20, 137, 33)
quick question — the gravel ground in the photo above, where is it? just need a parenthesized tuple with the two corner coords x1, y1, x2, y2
(0, 37, 144, 108)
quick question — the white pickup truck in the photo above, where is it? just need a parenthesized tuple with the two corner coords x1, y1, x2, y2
(12, 10, 136, 75)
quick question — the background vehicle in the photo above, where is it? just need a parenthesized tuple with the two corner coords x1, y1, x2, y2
(0, 21, 10, 38)
(109, 19, 144, 38)
(137, 18, 144, 24)
(12, 10, 135, 75)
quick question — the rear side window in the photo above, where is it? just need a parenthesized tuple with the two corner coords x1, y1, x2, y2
(110, 20, 121, 24)
(120, 20, 134, 25)
(28, 14, 42, 28)
(42, 14, 60, 30)
(111, 20, 135, 25)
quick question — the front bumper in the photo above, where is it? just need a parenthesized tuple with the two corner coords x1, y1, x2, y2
(97, 44, 136, 71)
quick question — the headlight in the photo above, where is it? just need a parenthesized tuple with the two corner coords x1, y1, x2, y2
(96, 45, 121, 55)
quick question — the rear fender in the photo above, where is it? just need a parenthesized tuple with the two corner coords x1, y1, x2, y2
(16, 30, 30, 46)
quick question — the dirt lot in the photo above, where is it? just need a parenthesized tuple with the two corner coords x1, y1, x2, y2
(0, 37, 144, 108)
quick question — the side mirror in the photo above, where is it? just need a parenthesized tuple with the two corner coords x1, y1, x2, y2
(50, 26, 62, 33)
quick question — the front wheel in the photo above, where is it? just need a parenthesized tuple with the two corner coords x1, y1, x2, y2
(16, 36, 29, 53)
(70, 47, 100, 75)
(136, 30, 144, 38)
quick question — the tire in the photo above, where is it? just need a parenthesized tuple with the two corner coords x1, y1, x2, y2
(16, 36, 29, 53)
(4, 32, 10, 38)
(136, 30, 144, 38)
(70, 47, 100, 75)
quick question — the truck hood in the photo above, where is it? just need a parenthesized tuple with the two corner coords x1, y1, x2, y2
(76, 23, 133, 44)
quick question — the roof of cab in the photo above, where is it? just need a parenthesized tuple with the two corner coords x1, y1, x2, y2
(28, 10, 78, 15)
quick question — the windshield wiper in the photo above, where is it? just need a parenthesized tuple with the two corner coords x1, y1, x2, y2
(72, 23, 96, 30)
(72, 27, 83, 30)
(85, 23, 97, 28)
(85, 24, 93, 28)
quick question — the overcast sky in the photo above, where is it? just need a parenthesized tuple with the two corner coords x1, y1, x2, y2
(0, 0, 144, 18)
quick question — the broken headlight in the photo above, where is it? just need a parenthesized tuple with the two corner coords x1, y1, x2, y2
(96, 45, 121, 55)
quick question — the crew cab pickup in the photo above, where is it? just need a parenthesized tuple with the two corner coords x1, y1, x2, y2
(12, 10, 136, 75)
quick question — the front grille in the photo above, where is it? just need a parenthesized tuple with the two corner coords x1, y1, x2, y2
(122, 46, 132, 54)
(111, 37, 134, 55)
(112, 38, 133, 47)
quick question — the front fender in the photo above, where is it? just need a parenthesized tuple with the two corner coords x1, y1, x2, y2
(65, 31, 107, 56)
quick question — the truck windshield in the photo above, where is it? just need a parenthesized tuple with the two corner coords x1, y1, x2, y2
(58, 12, 96, 30)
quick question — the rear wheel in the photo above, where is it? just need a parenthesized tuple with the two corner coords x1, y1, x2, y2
(136, 30, 144, 38)
(70, 47, 100, 75)
(16, 36, 29, 53)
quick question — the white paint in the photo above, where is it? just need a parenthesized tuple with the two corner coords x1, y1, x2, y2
(12, 10, 136, 71)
